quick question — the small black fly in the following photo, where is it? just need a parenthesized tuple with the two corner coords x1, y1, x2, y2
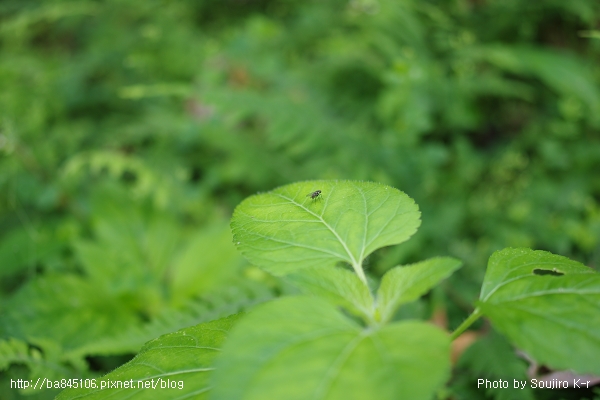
(307, 190, 322, 200)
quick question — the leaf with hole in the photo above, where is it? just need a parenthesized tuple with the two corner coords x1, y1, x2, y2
(478, 248, 600, 375)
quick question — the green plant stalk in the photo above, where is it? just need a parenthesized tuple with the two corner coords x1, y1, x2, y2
(352, 262, 368, 285)
(450, 308, 482, 341)
(350, 260, 375, 324)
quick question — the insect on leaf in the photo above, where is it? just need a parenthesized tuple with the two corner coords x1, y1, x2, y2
(231, 180, 421, 280)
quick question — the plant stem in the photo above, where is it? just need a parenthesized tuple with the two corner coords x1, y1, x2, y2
(352, 262, 368, 285)
(450, 308, 482, 341)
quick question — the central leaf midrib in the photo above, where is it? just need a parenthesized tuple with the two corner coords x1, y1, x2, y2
(246, 327, 359, 397)
(355, 183, 369, 266)
(313, 329, 371, 399)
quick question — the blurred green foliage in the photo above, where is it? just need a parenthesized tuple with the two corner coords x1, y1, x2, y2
(1, 0, 599, 399)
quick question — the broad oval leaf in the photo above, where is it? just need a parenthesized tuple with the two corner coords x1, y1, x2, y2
(210, 296, 450, 400)
(57, 315, 240, 400)
(231, 180, 420, 277)
(479, 248, 600, 375)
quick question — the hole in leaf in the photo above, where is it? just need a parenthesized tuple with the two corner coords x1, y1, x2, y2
(533, 268, 564, 276)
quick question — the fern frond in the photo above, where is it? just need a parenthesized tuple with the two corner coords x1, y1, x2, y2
(68, 278, 274, 358)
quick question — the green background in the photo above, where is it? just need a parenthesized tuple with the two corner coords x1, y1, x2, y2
(1, 0, 599, 399)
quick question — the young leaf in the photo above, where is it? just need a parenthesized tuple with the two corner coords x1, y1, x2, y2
(285, 266, 375, 322)
(57, 314, 240, 400)
(377, 257, 462, 323)
(478, 248, 600, 375)
(231, 180, 420, 282)
(210, 296, 450, 400)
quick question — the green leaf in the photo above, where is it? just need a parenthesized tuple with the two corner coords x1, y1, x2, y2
(377, 257, 462, 323)
(57, 314, 241, 400)
(0, 274, 135, 353)
(0, 338, 76, 396)
(285, 266, 375, 322)
(69, 278, 274, 358)
(479, 248, 595, 301)
(73, 194, 181, 294)
(210, 296, 450, 400)
(0, 338, 31, 371)
(0, 338, 69, 377)
(231, 180, 421, 282)
(478, 248, 600, 375)
(0, 224, 65, 278)
(170, 222, 245, 304)
(470, 45, 600, 113)
(84, 193, 181, 280)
